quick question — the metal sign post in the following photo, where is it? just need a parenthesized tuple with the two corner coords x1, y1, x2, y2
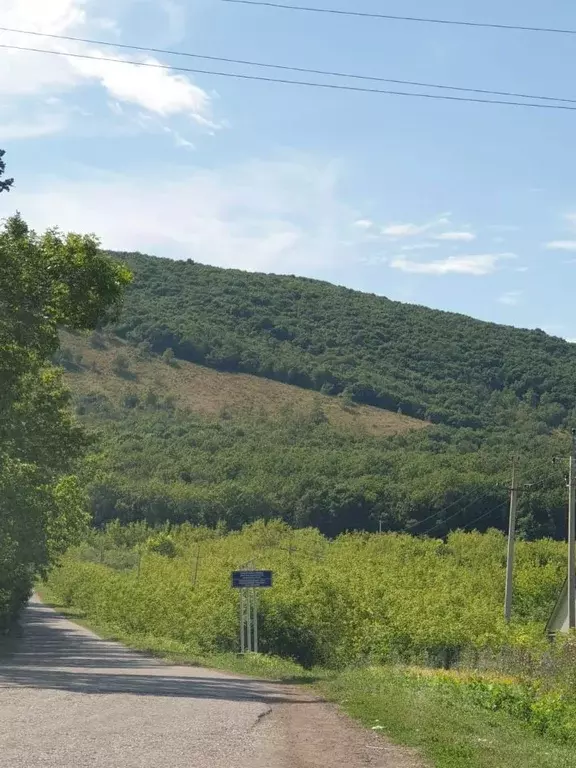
(232, 570, 272, 654)
(253, 589, 259, 653)
(239, 589, 245, 654)
(246, 584, 252, 652)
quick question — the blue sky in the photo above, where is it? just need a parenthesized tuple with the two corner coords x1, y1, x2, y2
(2, 0, 576, 338)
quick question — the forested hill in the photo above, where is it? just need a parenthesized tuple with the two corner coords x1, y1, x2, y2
(58, 251, 576, 540)
(108, 252, 576, 430)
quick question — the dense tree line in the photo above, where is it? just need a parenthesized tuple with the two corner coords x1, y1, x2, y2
(107, 252, 576, 431)
(75, 386, 569, 540)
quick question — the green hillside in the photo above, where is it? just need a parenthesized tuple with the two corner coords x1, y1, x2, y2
(108, 251, 576, 431)
(57, 252, 576, 539)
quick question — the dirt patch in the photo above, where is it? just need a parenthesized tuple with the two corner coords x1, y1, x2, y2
(252, 683, 425, 768)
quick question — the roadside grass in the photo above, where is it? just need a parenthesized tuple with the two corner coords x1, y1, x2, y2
(34, 587, 576, 768)
(322, 667, 575, 768)
(36, 585, 324, 683)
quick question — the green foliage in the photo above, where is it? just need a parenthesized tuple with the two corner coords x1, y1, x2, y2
(108, 251, 576, 431)
(75, 393, 569, 539)
(404, 667, 576, 746)
(46, 522, 565, 669)
(57, 249, 575, 538)
(161, 347, 175, 365)
(144, 532, 176, 558)
(0, 149, 13, 194)
(0, 213, 131, 627)
(323, 666, 576, 768)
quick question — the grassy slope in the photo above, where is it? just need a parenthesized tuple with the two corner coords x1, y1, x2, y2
(61, 331, 426, 438)
(37, 586, 575, 768)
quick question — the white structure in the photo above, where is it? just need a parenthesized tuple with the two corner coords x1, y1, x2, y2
(546, 578, 576, 634)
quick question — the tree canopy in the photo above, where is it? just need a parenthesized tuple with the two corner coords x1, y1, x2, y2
(0, 202, 131, 627)
(108, 251, 576, 431)
(55, 248, 576, 540)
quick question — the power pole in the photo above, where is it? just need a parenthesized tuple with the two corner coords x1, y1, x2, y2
(504, 457, 519, 624)
(569, 430, 576, 630)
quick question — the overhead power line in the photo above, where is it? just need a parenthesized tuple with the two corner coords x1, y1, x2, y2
(221, 0, 576, 37)
(419, 486, 505, 537)
(4, 43, 576, 112)
(406, 485, 496, 532)
(462, 499, 509, 531)
(415, 455, 555, 537)
(2, 26, 576, 106)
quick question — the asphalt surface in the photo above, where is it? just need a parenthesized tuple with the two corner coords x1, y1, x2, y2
(0, 599, 421, 768)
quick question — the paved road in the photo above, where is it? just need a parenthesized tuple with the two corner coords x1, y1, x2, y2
(0, 599, 420, 768)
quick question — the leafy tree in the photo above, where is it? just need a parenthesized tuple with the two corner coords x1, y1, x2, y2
(0, 213, 131, 625)
(0, 149, 13, 194)
(137, 340, 153, 359)
(162, 347, 175, 365)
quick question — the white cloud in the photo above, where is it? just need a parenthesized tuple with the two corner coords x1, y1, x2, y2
(381, 214, 450, 239)
(164, 127, 195, 149)
(70, 51, 213, 125)
(0, 157, 367, 274)
(498, 290, 522, 306)
(0, 114, 69, 140)
(1, 0, 215, 134)
(433, 231, 476, 242)
(545, 240, 576, 251)
(382, 223, 426, 237)
(354, 219, 374, 229)
(390, 253, 515, 276)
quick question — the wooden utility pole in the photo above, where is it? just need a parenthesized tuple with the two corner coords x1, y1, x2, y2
(569, 430, 576, 630)
(504, 457, 519, 624)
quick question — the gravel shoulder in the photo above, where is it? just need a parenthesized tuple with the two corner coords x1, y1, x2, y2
(0, 598, 423, 768)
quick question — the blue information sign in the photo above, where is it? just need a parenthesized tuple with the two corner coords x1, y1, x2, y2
(232, 570, 273, 589)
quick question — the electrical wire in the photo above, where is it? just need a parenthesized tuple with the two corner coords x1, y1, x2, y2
(221, 0, 576, 37)
(2, 26, 576, 105)
(414, 454, 558, 537)
(419, 487, 506, 536)
(405, 485, 496, 532)
(461, 499, 509, 531)
(4, 42, 576, 112)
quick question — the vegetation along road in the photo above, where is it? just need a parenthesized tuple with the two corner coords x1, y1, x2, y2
(0, 599, 421, 768)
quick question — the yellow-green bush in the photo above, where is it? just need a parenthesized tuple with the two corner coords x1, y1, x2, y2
(47, 522, 566, 669)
